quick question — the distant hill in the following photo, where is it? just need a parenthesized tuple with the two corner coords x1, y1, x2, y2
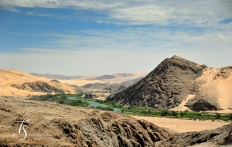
(107, 55, 232, 111)
(93, 73, 134, 80)
(31, 73, 83, 80)
(94, 75, 115, 80)
(31, 73, 138, 81)
(81, 77, 144, 92)
(0, 69, 79, 96)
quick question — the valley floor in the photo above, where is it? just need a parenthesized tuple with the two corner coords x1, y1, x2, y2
(132, 116, 230, 133)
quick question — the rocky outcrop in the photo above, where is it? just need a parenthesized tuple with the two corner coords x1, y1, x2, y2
(213, 66, 232, 79)
(11, 81, 65, 94)
(53, 112, 172, 147)
(186, 99, 220, 111)
(0, 97, 173, 147)
(156, 124, 232, 146)
(107, 55, 206, 109)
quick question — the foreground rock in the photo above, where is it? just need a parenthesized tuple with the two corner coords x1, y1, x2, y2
(1, 96, 231, 146)
(156, 123, 232, 146)
(0, 97, 172, 147)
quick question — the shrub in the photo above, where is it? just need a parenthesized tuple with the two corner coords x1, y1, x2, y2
(61, 95, 67, 99)
(161, 109, 169, 116)
(141, 110, 148, 115)
(95, 106, 114, 111)
(170, 111, 178, 116)
(58, 100, 65, 104)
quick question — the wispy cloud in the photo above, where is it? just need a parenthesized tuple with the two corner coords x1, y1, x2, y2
(1, 0, 232, 27)
(11, 26, 232, 54)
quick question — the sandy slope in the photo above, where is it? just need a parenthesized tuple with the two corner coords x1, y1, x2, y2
(171, 66, 232, 112)
(0, 69, 48, 86)
(194, 67, 232, 112)
(0, 69, 76, 96)
(170, 94, 194, 111)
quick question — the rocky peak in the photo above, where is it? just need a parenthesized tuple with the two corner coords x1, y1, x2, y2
(107, 55, 206, 109)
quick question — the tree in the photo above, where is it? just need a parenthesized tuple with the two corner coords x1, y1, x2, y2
(215, 113, 221, 119)
(228, 113, 232, 120)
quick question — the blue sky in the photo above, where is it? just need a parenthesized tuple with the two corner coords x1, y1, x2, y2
(0, 0, 232, 76)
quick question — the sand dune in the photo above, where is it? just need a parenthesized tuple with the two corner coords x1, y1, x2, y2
(0, 69, 76, 96)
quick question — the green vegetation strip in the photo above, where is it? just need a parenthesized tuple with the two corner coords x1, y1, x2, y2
(30, 94, 232, 121)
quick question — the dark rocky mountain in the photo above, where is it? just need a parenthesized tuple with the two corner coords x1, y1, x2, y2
(107, 55, 207, 109)
(11, 81, 65, 94)
(31, 73, 83, 80)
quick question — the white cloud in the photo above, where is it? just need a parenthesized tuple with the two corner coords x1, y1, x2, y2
(1, 0, 232, 26)
(12, 26, 232, 53)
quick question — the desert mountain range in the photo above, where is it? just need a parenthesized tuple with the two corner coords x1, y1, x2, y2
(1, 55, 232, 112)
(0, 69, 145, 97)
(107, 55, 232, 112)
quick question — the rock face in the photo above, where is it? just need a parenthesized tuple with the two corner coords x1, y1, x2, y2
(11, 81, 65, 94)
(0, 97, 172, 147)
(156, 124, 232, 146)
(107, 55, 206, 109)
(186, 99, 220, 111)
(54, 113, 171, 147)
